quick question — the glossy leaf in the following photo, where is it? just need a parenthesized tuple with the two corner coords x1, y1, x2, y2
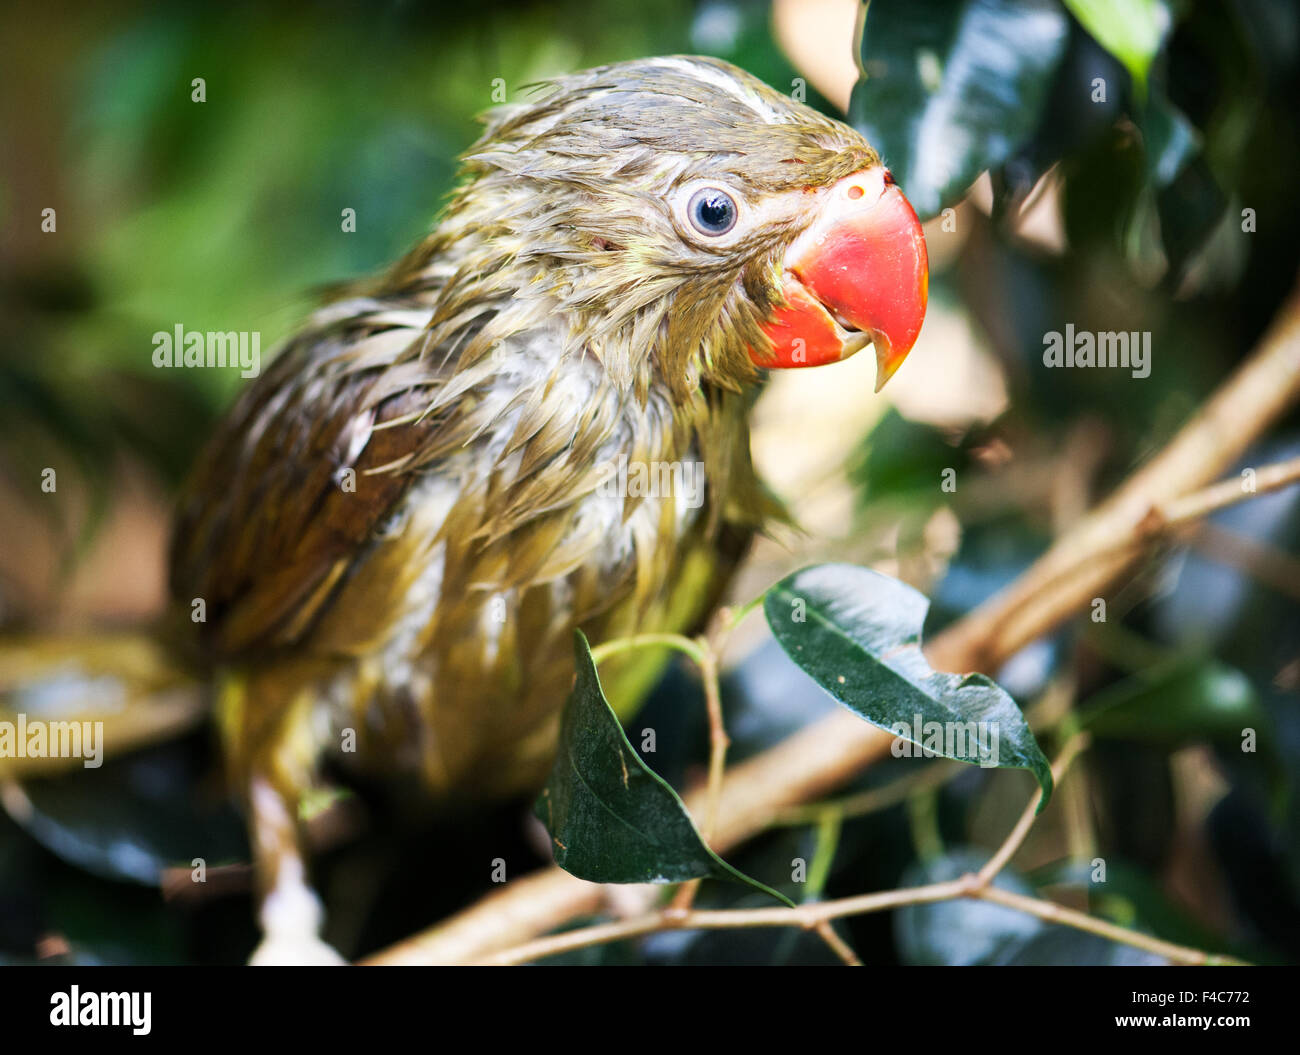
(535, 632, 791, 904)
(764, 564, 1052, 806)
(1063, 0, 1171, 94)
(850, 0, 1070, 218)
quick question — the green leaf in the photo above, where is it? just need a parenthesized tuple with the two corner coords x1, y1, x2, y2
(763, 564, 1053, 806)
(850, 0, 1071, 218)
(1080, 657, 1285, 816)
(851, 407, 970, 508)
(1079, 657, 1268, 745)
(535, 631, 792, 905)
(1063, 0, 1171, 95)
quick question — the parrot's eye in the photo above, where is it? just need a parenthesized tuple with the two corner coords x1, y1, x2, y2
(687, 187, 738, 236)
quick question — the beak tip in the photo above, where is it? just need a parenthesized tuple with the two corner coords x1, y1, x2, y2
(873, 334, 905, 392)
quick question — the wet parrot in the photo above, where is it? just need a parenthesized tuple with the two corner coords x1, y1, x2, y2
(4, 56, 929, 962)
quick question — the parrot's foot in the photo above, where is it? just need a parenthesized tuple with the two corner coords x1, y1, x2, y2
(249, 931, 347, 966)
(247, 776, 344, 965)
(248, 873, 345, 965)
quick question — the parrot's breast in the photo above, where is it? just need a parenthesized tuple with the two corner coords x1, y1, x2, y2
(298, 325, 728, 798)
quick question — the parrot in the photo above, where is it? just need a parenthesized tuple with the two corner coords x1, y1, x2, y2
(3, 56, 928, 963)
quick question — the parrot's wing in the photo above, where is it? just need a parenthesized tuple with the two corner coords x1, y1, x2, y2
(169, 301, 452, 658)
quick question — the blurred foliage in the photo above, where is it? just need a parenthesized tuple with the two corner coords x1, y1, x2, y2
(1, 0, 1298, 965)
(0, 0, 702, 493)
(852, 0, 1073, 219)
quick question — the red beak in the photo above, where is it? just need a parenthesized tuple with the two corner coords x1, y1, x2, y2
(755, 168, 928, 391)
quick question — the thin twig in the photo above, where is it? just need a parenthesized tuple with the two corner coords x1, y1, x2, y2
(814, 920, 863, 966)
(696, 628, 731, 842)
(932, 297, 1300, 674)
(472, 870, 1240, 966)
(666, 635, 729, 916)
(972, 454, 1300, 625)
(1154, 454, 1300, 528)
(472, 871, 1240, 966)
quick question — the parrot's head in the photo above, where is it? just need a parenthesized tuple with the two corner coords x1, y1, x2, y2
(426, 55, 928, 401)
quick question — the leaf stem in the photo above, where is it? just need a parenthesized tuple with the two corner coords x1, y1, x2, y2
(805, 809, 842, 898)
(905, 788, 945, 862)
(588, 632, 706, 668)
